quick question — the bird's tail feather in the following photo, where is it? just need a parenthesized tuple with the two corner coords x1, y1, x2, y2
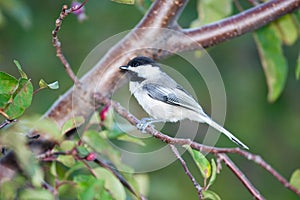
(202, 116, 249, 150)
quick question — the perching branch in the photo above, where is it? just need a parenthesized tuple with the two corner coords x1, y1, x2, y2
(93, 93, 300, 198)
(45, 0, 300, 129)
(1, 0, 300, 198)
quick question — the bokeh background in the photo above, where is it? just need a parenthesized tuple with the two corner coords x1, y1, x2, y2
(0, 0, 299, 199)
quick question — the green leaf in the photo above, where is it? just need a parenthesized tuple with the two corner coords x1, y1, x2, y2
(76, 146, 90, 158)
(50, 162, 57, 177)
(191, 0, 232, 27)
(74, 175, 113, 200)
(93, 167, 126, 200)
(202, 190, 221, 200)
(60, 140, 76, 151)
(0, 93, 11, 108)
(13, 60, 27, 79)
(19, 188, 54, 200)
(57, 155, 75, 168)
(111, 0, 134, 5)
(21, 116, 62, 143)
(185, 145, 211, 179)
(39, 79, 59, 90)
(61, 116, 85, 135)
(1, 132, 43, 187)
(107, 129, 145, 146)
(290, 169, 300, 190)
(274, 14, 298, 45)
(0, 176, 25, 200)
(82, 130, 111, 153)
(253, 24, 288, 102)
(4, 78, 33, 119)
(0, 71, 18, 94)
(296, 52, 300, 80)
(207, 159, 217, 189)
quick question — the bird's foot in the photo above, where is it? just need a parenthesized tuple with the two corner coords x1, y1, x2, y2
(137, 118, 154, 133)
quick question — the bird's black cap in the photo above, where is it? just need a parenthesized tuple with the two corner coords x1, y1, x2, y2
(127, 56, 156, 67)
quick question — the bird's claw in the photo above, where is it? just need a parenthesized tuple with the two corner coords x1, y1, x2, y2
(136, 118, 154, 133)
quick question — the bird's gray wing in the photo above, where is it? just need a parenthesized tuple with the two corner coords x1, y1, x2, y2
(142, 83, 203, 113)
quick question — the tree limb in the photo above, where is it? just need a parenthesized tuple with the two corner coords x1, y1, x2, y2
(93, 93, 300, 198)
(180, 0, 300, 49)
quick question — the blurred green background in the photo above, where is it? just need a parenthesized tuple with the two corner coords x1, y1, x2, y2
(0, 0, 299, 199)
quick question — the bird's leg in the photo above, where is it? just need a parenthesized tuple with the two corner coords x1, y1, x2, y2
(137, 118, 164, 133)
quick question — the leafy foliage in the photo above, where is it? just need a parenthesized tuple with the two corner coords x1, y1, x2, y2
(185, 146, 220, 199)
(191, 1, 300, 102)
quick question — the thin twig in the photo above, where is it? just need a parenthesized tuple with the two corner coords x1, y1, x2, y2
(170, 144, 203, 199)
(217, 153, 264, 200)
(0, 119, 16, 129)
(93, 93, 300, 197)
(51, 1, 89, 85)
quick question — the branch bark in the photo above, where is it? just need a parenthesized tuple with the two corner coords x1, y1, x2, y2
(1, 0, 300, 197)
(44, 0, 300, 130)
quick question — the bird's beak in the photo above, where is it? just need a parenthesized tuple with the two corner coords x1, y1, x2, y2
(119, 65, 129, 71)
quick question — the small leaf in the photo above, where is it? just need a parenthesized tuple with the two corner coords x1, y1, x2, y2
(0, 71, 18, 94)
(21, 117, 62, 143)
(1, 132, 43, 187)
(4, 78, 33, 119)
(39, 79, 59, 90)
(74, 175, 112, 200)
(61, 116, 85, 135)
(19, 189, 54, 200)
(185, 145, 211, 179)
(76, 146, 90, 158)
(93, 167, 126, 200)
(202, 190, 221, 200)
(115, 134, 145, 146)
(274, 14, 298, 45)
(296, 52, 300, 80)
(108, 129, 145, 146)
(82, 130, 110, 153)
(57, 155, 75, 167)
(290, 169, 300, 190)
(60, 140, 76, 151)
(207, 159, 217, 189)
(13, 60, 27, 79)
(253, 24, 288, 102)
(191, 0, 232, 27)
(50, 162, 57, 177)
(111, 0, 134, 5)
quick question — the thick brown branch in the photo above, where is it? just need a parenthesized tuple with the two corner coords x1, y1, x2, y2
(137, 0, 188, 28)
(180, 0, 300, 49)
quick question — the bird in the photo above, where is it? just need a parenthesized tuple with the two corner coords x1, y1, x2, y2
(119, 56, 248, 149)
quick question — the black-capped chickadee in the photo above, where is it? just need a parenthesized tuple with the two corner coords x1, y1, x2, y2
(120, 56, 248, 149)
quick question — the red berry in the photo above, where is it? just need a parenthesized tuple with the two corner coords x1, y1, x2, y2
(100, 105, 110, 121)
(86, 153, 97, 161)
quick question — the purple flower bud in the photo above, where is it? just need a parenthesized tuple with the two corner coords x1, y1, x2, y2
(71, 2, 87, 22)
